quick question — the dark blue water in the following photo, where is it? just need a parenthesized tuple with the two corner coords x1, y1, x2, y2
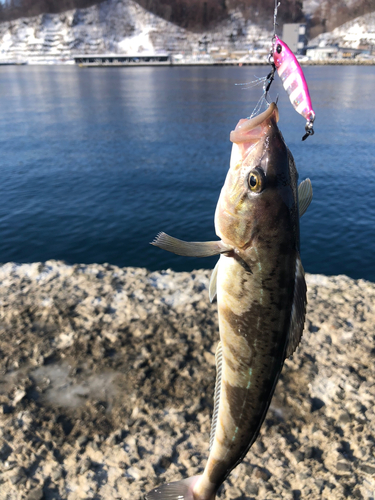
(0, 65, 374, 280)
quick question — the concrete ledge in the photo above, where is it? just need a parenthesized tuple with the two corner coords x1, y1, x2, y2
(0, 261, 374, 498)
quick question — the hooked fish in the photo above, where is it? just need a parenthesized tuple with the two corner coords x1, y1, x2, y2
(147, 102, 313, 500)
(272, 35, 315, 141)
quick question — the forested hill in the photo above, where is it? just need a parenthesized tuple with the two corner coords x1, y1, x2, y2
(1, 0, 374, 37)
(0, 0, 303, 27)
(0, 1, 99, 21)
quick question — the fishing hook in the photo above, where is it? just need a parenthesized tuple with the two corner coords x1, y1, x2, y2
(302, 117, 315, 141)
(264, 63, 276, 102)
(249, 0, 280, 117)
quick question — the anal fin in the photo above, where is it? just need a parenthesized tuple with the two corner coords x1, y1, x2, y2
(209, 341, 223, 451)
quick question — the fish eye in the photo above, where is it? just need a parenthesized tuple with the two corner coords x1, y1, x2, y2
(248, 168, 265, 193)
(276, 44, 282, 54)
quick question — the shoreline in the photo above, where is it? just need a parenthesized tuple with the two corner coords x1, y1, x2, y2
(0, 261, 374, 499)
(1, 59, 374, 67)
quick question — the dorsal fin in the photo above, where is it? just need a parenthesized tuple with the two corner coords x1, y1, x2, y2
(209, 341, 223, 451)
(286, 254, 307, 358)
(298, 178, 313, 217)
(209, 260, 219, 303)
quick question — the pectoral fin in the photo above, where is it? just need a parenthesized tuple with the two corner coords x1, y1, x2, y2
(298, 178, 313, 217)
(286, 254, 307, 358)
(209, 260, 219, 303)
(151, 232, 232, 257)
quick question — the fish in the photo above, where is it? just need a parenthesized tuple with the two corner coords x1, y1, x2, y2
(147, 102, 313, 500)
(272, 35, 315, 141)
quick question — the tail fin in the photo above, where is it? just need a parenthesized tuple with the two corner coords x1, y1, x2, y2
(145, 476, 201, 500)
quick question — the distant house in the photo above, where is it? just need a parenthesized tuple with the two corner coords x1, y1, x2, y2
(74, 54, 171, 66)
(306, 45, 339, 60)
(306, 45, 366, 60)
(337, 47, 363, 59)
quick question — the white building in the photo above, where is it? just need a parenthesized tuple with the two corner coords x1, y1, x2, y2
(282, 23, 307, 54)
(306, 46, 339, 60)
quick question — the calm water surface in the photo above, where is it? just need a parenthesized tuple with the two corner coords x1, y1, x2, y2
(0, 65, 374, 280)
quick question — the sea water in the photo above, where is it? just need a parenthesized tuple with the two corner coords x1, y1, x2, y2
(0, 65, 374, 280)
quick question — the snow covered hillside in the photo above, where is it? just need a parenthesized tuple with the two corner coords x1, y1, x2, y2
(0, 0, 374, 63)
(0, 0, 272, 63)
(309, 10, 375, 48)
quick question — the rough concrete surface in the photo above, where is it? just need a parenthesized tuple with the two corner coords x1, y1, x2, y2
(0, 261, 374, 500)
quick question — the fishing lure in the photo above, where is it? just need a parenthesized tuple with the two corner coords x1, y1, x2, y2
(237, 1, 315, 140)
(272, 35, 315, 140)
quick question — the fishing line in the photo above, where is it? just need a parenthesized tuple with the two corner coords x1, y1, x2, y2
(273, 0, 280, 39)
(246, 0, 280, 118)
(235, 76, 268, 91)
(236, 0, 280, 119)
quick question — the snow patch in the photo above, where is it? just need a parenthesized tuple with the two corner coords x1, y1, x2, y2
(310, 11, 375, 48)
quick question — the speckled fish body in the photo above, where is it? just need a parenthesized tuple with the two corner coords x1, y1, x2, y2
(147, 103, 310, 500)
(272, 36, 315, 131)
(191, 103, 305, 500)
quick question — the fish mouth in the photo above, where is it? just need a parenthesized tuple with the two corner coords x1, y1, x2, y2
(230, 103, 279, 146)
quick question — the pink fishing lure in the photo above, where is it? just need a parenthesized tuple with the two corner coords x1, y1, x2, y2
(272, 35, 315, 140)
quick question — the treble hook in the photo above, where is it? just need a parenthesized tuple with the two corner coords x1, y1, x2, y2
(302, 118, 315, 141)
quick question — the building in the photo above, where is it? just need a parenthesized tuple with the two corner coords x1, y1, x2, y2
(282, 24, 307, 54)
(74, 54, 171, 66)
(305, 45, 367, 60)
(337, 47, 363, 59)
(305, 46, 339, 60)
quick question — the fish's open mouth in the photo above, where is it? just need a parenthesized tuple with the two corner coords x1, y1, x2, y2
(230, 103, 279, 145)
